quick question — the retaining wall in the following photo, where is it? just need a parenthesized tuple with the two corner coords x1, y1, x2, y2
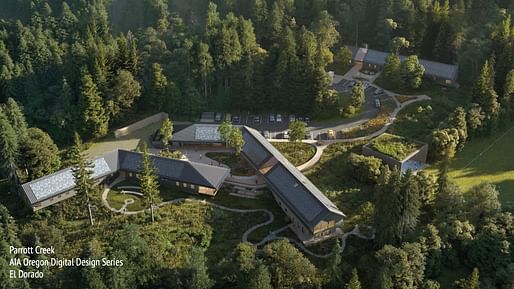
(114, 112, 168, 138)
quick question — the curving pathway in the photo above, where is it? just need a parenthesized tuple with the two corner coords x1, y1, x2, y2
(102, 180, 374, 258)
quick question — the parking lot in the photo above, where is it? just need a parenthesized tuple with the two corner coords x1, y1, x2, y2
(199, 79, 388, 140)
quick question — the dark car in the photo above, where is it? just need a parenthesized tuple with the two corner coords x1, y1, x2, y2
(254, 115, 261, 123)
(232, 115, 240, 123)
(215, 112, 222, 122)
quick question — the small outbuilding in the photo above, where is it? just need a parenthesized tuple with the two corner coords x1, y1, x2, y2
(362, 133, 428, 173)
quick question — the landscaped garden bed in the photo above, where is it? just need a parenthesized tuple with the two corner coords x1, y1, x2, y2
(205, 152, 255, 176)
(271, 142, 316, 167)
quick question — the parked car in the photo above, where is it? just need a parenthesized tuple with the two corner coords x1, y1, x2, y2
(254, 115, 261, 123)
(282, 130, 290, 139)
(374, 88, 384, 96)
(225, 113, 231, 122)
(232, 115, 240, 123)
(348, 80, 356, 87)
(297, 116, 304, 121)
(289, 114, 296, 122)
(263, 130, 270, 138)
(304, 116, 310, 123)
(375, 99, 381, 108)
(363, 82, 370, 89)
(276, 114, 282, 123)
(269, 114, 275, 123)
(215, 112, 222, 122)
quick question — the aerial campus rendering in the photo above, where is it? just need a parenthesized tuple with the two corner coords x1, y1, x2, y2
(0, 1, 513, 289)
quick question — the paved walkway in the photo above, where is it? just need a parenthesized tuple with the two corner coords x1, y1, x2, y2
(297, 144, 326, 171)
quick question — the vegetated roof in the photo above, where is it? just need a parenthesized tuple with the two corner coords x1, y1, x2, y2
(368, 133, 423, 161)
(350, 46, 458, 81)
(171, 124, 223, 143)
(21, 149, 230, 205)
(241, 126, 344, 230)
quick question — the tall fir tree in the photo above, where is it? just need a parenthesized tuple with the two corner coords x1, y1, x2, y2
(138, 144, 160, 223)
(0, 107, 18, 181)
(345, 268, 362, 289)
(78, 71, 109, 139)
(70, 132, 95, 225)
(471, 60, 501, 132)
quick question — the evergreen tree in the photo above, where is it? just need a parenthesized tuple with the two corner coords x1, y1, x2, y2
(448, 107, 468, 151)
(20, 128, 61, 180)
(70, 133, 95, 225)
(246, 264, 273, 289)
(471, 60, 501, 132)
(107, 70, 141, 120)
(196, 42, 213, 99)
(159, 117, 173, 149)
(501, 69, 514, 118)
(383, 53, 401, 88)
(146, 63, 168, 110)
(0, 108, 18, 181)
(3, 97, 27, 138)
(78, 71, 109, 139)
(345, 268, 362, 289)
(189, 247, 213, 289)
(138, 144, 160, 223)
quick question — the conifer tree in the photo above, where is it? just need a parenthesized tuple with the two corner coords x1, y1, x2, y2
(3, 97, 27, 138)
(246, 264, 273, 289)
(472, 60, 500, 132)
(159, 117, 173, 150)
(345, 268, 362, 289)
(138, 144, 160, 223)
(79, 71, 109, 139)
(189, 247, 213, 289)
(20, 128, 61, 180)
(0, 108, 18, 182)
(70, 133, 95, 225)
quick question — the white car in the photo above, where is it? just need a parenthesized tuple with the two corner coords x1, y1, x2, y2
(375, 99, 381, 108)
(289, 115, 295, 122)
(374, 88, 384, 95)
(276, 114, 282, 123)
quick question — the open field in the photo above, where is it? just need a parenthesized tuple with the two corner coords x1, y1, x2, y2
(428, 125, 514, 207)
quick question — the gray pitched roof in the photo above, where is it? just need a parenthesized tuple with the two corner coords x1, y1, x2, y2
(21, 149, 229, 205)
(172, 124, 223, 143)
(241, 126, 345, 229)
(351, 46, 458, 81)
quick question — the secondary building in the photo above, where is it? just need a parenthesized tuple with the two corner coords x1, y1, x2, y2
(240, 126, 345, 245)
(362, 133, 428, 173)
(349, 46, 459, 86)
(21, 149, 230, 211)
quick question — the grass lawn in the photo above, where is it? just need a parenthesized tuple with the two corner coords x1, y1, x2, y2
(86, 121, 163, 157)
(271, 142, 316, 166)
(205, 152, 255, 176)
(426, 125, 514, 208)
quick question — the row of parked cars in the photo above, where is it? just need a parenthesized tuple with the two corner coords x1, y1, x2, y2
(214, 112, 310, 124)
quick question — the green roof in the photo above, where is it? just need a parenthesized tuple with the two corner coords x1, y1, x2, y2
(368, 133, 423, 160)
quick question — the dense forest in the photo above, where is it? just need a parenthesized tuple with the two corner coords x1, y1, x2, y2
(0, 0, 512, 145)
(0, 1, 514, 289)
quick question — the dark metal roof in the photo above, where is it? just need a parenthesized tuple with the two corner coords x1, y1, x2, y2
(21, 149, 229, 205)
(351, 46, 458, 81)
(241, 126, 345, 229)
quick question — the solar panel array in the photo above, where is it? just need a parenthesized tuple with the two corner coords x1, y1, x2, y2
(266, 164, 324, 222)
(29, 158, 112, 201)
(195, 126, 221, 141)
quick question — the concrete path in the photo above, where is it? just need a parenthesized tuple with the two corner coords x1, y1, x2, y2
(297, 144, 326, 172)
